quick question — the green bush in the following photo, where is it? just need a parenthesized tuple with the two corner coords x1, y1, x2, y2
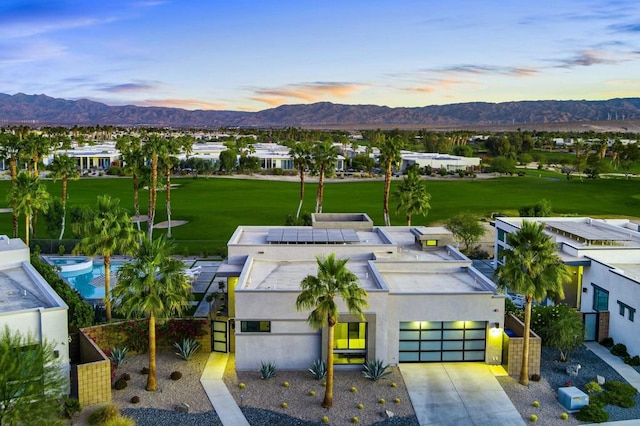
(170, 371, 182, 380)
(624, 355, 640, 366)
(611, 343, 629, 357)
(60, 396, 82, 418)
(576, 403, 609, 423)
(87, 404, 120, 425)
(599, 337, 614, 347)
(114, 377, 128, 390)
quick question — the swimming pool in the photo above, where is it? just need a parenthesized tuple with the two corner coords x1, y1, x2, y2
(48, 257, 126, 300)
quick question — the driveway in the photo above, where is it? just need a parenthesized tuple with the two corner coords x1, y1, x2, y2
(400, 363, 524, 426)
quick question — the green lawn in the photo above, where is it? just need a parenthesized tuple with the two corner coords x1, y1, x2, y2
(2, 175, 639, 254)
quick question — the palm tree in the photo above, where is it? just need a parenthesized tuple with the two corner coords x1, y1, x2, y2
(49, 154, 80, 240)
(0, 133, 23, 237)
(289, 141, 312, 219)
(161, 136, 192, 238)
(495, 221, 571, 386)
(73, 195, 141, 322)
(116, 136, 145, 232)
(380, 136, 403, 226)
(394, 170, 431, 226)
(312, 142, 338, 213)
(142, 134, 167, 241)
(8, 172, 51, 246)
(296, 254, 368, 408)
(112, 235, 191, 391)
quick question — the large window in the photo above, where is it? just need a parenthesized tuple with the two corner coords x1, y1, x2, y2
(334, 322, 367, 364)
(592, 284, 609, 312)
(241, 321, 271, 332)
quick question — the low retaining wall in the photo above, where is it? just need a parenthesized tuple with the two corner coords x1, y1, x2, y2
(502, 313, 542, 377)
(70, 331, 112, 406)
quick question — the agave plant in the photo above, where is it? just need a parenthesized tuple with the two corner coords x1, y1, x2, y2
(174, 338, 201, 361)
(260, 360, 277, 379)
(308, 358, 327, 380)
(362, 359, 392, 381)
(108, 346, 129, 368)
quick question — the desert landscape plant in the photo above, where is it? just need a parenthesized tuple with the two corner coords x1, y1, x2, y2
(174, 337, 201, 360)
(308, 358, 327, 380)
(260, 361, 277, 379)
(362, 359, 392, 381)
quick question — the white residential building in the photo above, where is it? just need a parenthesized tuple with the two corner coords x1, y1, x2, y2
(494, 217, 640, 356)
(215, 214, 505, 370)
(0, 235, 70, 384)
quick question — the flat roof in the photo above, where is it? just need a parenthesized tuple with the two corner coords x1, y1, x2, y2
(0, 265, 58, 312)
(241, 259, 380, 291)
(379, 267, 494, 294)
(546, 221, 633, 244)
(266, 228, 360, 244)
(233, 227, 389, 246)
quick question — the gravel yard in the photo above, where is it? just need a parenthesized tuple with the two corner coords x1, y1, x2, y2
(76, 345, 639, 426)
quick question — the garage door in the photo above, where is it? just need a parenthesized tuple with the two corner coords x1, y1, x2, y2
(399, 321, 486, 362)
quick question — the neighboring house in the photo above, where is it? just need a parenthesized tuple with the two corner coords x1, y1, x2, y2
(494, 217, 640, 356)
(0, 235, 70, 385)
(215, 213, 505, 370)
(48, 142, 121, 171)
(400, 151, 481, 172)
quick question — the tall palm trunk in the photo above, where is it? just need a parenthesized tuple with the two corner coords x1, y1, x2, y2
(58, 177, 68, 240)
(166, 164, 172, 238)
(133, 173, 141, 232)
(148, 154, 158, 241)
(296, 166, 305, 219)
(406, 214, 411, 227)
(323, 318, 335, 408)
(10, 158, 18, 238)
(104, 256, 112, 322)
(32, 155, 40, 237)
(25, 215, 30, 246)
(383, 165, 392, 226)
(315, 167, 325, 213)
(147, 314, 157, 391)
(520, 296, 532, 386)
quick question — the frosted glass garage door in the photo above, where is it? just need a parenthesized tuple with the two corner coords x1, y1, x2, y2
(398, 321, 486, 362)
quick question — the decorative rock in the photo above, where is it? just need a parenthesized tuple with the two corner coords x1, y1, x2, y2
(175, 402, 190, 413)
(385, 409, 394, 419)
(597, 375, 605, 385)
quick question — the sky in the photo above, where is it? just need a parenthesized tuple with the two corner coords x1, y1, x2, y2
(1, 0, 640, 112)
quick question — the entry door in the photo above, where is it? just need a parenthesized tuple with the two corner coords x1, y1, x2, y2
(584, 313, 597, 341)
(212, 320, 228, 352)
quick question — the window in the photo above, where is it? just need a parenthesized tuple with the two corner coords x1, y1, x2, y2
(426, 240, 437, 247)
(617, 301, 636, 322)
(592, 284, 609, 312)
(241, 321, 271, 332)
(334, 322, 367, 364)
(498, 229, 506, 242)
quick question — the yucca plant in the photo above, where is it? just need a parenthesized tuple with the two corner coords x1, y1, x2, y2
(174, 338, 201, 361)
(362, 359, 392, 381)
(108, 347, 129, 368)
(260, 361, 277, 379)
(308, 358, 327, 380)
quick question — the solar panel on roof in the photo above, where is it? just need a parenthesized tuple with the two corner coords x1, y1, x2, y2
(313, 230, 329, 242)
(546, 221, 632, 242)
(267, 228, 361, 244)
(341, 229, 360, 242)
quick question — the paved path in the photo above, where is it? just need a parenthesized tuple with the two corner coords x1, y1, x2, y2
(400, 363, 524, 426)
(200, 352, 250, 426)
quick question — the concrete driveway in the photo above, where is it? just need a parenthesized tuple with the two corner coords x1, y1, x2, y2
(400, 363, 525, 426)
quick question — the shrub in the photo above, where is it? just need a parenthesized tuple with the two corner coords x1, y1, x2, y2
(625, 355, 640, 366)
(585, 381, 603, 394)
(530, 374, 541, 382)
(600, 381, 638, 408)
(599, 337, 614, 347)
(103, 417, 136, 426)
(174, 337, 201, 361)
(114, 377, 128, 390)
(141, 367, 149, 375)
(108, 346, 128, 368)
(60, 396, 81, 418)
(87, 404, 120, 425)
(576, 403, 609, 423)
(260, 361, 277, 379)
(362, 359, 392, 381)
(560, 412, 569, 420)
(130, 396, 140, 404)
(394, 398, 401, 403)
(611, 343, 629, 357)
(529, 414, 538, 422)
(170, 371, 182, 381)
(308, 359, 327, 380)
(122, 373, 131, 381)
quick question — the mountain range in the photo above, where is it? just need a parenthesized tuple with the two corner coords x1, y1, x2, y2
(1, 93, 640, 130)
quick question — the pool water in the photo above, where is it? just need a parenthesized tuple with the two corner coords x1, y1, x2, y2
(60, 261, 125, 300)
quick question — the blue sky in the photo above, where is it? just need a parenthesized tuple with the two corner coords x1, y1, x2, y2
(1, 0, 639, 111)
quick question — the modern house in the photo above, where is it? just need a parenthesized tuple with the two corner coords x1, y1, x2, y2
(0, 235, 70, 383)
(400, 151, 481, 172)
(215, 214, 506, 371)
(493, 217, 640, 356)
